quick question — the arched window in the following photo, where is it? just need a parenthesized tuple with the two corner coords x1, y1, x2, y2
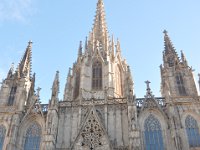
(8, 86, 17, 106)
(74, 70, 80, 99)
(0, 125, 6, 150)
(92, 61, 102, 90)
(176, 73, 186, 96)
(144, 114, 164, 150)
(24, 123, 41, 150)
(115, 65, 123, 96)
(185, 115, 200, 147)
(167, 57, 174, 67)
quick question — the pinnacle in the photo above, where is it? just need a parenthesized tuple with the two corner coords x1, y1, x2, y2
(163, 31, 176, 55)
(17, 41, 33, 78)
(92, 0, 108, 40)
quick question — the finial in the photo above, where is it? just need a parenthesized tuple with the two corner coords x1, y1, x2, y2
(78, 41, 83, 56)
(127, 66, 130, 72)
(145, 80, 153, 98)
(145, 80, 151, 90)
(163, 30, 168, 35)
(116, 38, 121, 53)
(85, 36, 88, 50)
(36, 87, 41, 98)
(67, 67, 72, 77)
(28, 40, 33, 49)
(198, 74, 200, 93)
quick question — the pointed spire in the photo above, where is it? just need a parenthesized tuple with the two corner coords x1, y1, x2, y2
(181, 50, 188, 66)
(116, 38, 121, 53)
(7, 63, 14, 79)
(92, 0, 108, 42)
(78, 41, 83, 56)
(52, 71, 59, 99)
(27, 73, 36, 105)
(17, 40, 32, 78)
(84, 36, 88, 52)
(111, 35, 115, 56)
(163, 30, 177, 55)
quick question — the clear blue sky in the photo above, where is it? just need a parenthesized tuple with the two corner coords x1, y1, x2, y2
(0, 0, 200, 103)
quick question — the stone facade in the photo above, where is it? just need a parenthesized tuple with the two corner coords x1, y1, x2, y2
(1, 0, 200, 150)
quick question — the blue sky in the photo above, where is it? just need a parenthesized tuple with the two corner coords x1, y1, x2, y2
(0, 0, 200, 103)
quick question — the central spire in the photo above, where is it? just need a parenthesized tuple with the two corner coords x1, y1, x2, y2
(92, 0, 108, 43)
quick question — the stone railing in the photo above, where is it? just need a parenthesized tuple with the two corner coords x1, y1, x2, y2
(41, 104, 48, 113)
(59, 97, 127, 107)
(136, 97, 166, 107)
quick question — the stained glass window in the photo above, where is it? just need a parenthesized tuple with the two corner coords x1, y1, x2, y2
(167, 57, 174, 67)
(8, 86, 17, 106)
(185, 115, 200, 147)
(144, 114, 164, 150)
(92, 61, 102, 90)
(0, 125, 6, 150)
(176, 73, 186, 96)
(24, 123, 41, 150)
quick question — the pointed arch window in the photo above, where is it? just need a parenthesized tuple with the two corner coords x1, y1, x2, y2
(92, 61, 102, 90)
(0, 125, 6, 150)
(176, 73, 186, 96)
(8, 86, 17, 106)
(185, 115, 200, 147)
(24, 123, 41, 150)
(144, 114, 164, 150)
(74, 70, 80, 99)
(167, 57, 174, 67)
(115, 65, 123, 96)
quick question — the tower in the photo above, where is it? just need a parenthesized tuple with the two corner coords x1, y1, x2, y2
(63, 0, 132, 101)
(0, 41, 34, 110)
(160, 30, 198, 99)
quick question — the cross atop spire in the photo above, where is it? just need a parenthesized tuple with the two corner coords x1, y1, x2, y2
(145, 80, 154, 98)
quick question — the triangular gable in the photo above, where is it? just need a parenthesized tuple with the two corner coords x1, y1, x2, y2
(139, 96, 167, 120)
(21, 95, 44, 123)
(71, 106, 112, 150)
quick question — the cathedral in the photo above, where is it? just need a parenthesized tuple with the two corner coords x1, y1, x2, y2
(1, 0, 200, 150)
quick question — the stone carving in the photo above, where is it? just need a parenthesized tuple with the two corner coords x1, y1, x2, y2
(81, 110, 103, 149)
(82, 89, 105, 100)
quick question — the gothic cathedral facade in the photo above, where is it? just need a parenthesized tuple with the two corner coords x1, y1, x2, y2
(0, 0, 200, 150)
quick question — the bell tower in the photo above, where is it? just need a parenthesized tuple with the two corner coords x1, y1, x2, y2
(0, 41, 35, 111)
(63, 0, 133, 101)
(160, 30, 198, 99)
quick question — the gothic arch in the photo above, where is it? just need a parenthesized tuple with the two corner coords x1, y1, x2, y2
(92, 60, 103, 90)
(16, 114, 45, 150)
(24, 122, 42, 150)
(138, 109, 169, 150)
(139, 109, 168, 132)
(181, 111, 200, 148)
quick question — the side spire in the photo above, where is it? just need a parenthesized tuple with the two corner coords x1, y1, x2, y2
(17, 40, 32, 78)
(51, 71, 59, 99)
(78, 41, 83, 56)
(163, 30, 177, 55)
(49, 71, 59, 108)
(7, 63, 14, 79)
(181, 50, 188, 66)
